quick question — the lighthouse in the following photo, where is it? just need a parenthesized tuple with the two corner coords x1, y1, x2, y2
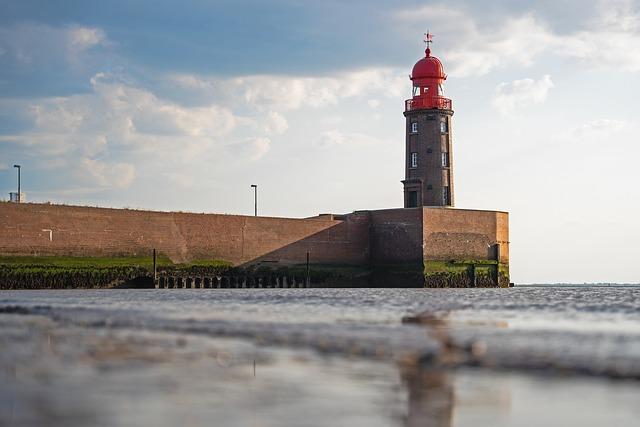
(402, 33, 454, 208)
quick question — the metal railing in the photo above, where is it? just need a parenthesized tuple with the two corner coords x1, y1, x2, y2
(405, 96, 452, 112)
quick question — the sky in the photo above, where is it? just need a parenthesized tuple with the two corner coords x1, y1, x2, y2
(1, 0, 639, 283)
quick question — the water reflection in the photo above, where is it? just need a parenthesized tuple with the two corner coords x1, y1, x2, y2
(401, 366, 453, 427)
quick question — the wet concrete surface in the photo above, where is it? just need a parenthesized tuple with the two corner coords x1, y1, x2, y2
(1, 287, 639, 426)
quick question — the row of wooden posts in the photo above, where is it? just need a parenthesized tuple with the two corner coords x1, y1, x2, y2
(155, 275, 311, 289)
(151, 249, 312, 289)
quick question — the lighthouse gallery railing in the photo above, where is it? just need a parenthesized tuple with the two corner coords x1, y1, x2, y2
(405, 96, 452, 112)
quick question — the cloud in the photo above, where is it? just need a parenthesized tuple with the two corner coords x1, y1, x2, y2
(24, 72, 239, 152)
(0, 23, 110, 67)
(2, 61, 407, 195)
(263, 111, 288, 135)
(571, 119, 626, 135)
(227, 137, 271, 161)
(314, 130, 389, 149)
(0, 72, 255, 192)
(167, 173, 195, 188)
(67, 26, 106, 51)
(66, 26, 108, 62)
(395, 6, 552, 77)
(367, 99, 380, 108)
(492, 75, 554, 115)
(81, 157, 136, 189)
(315, 130, 347, 148)
(394, 0, 640, 76)
(171, 67, 407, 111)
(562, 119, 626, 141)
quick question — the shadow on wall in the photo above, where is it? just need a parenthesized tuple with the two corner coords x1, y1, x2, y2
(231, 209, 426, 287)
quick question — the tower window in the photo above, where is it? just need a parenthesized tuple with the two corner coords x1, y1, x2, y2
(410, 152, 418, 168)
(411, 122, 418, 133)
(441, 152, 450, 167)
(440, 121, 448, 134)
(413, 86, 420, 96)
(443, 186, 450, 205)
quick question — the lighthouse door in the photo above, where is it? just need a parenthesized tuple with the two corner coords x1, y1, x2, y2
(408, 191, 418, 208)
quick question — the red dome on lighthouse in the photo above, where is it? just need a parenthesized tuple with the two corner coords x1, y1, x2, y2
(405, 32, 452, 112)
(411, 48, 447, 82)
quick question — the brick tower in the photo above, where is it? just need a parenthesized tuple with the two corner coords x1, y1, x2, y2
(402, 33, 454, 208)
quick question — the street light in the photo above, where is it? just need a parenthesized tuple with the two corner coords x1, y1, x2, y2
(250, 184, 258, 216)
(13, 164, 20, 203)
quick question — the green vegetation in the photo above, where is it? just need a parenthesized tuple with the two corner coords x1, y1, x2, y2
(423, 259, 508, 288)
(0, 255, 233, 290)
(0, 255, 174, 269)
(175, 259, 233, 269)
(0, 255, 510, 289)
(0, 255, 232, 270)
(0, 264, 149, 290)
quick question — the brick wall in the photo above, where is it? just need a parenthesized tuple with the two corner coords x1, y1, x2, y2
(0, 203, 369, 265)
(423, 207, 509, 262)
(369, 208, 423, 264)
(0, 202, 508, 268)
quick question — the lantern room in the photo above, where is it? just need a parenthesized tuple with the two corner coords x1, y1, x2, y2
(405, 33, 452, 112)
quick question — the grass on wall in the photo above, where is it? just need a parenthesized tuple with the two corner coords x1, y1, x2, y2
(423, 259, 498, 274)
(0, 255, 234, 289)
(0, 255, 232, 269)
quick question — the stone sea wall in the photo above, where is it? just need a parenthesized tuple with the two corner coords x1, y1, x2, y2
(0, 202, 509, 287)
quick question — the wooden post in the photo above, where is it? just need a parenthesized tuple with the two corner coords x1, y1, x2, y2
(495, 244, 501, 287)
(306, 251, 310, 287)
(471, 264, 477, 287)
(153, 249, 157, 287)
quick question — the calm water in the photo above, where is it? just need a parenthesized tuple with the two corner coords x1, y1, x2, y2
(1, 286, 639, 426)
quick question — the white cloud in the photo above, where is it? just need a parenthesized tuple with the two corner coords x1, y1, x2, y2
(367, 99, 380, 108)
(263, 111, 289, 134)
(315, 130, 347, 147)
(2, 64, 407, 194)
(227, 137, 271, 161)
(90, 73, 238, 142)
(571, 119, 626, 136)
(553, 119, 627, 143)
(314, 130, 389, 149)
(395, 7, 552, 77)
(395, 0, 640, 76)
(67, 26, 107, 60)
(0, 23, 110, 66)
(1, 72, 256, 191)
(167, 173, 195, 188)
(21, 72, 240, 160)
(492, 75, 554, 115)
(81, 158, 135, 189)
(172, 68, 407, 111)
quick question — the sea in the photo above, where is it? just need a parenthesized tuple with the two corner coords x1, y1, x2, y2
(1, 286, 639, 427)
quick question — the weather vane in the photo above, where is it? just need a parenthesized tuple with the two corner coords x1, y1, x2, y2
(424, 30, 433, 49)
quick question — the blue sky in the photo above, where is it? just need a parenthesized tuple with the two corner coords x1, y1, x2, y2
(1, 0, 639, 283)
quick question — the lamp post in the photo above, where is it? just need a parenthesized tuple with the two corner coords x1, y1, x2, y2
(13, 164, 21, 203)
(250, 184, 258, 216)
